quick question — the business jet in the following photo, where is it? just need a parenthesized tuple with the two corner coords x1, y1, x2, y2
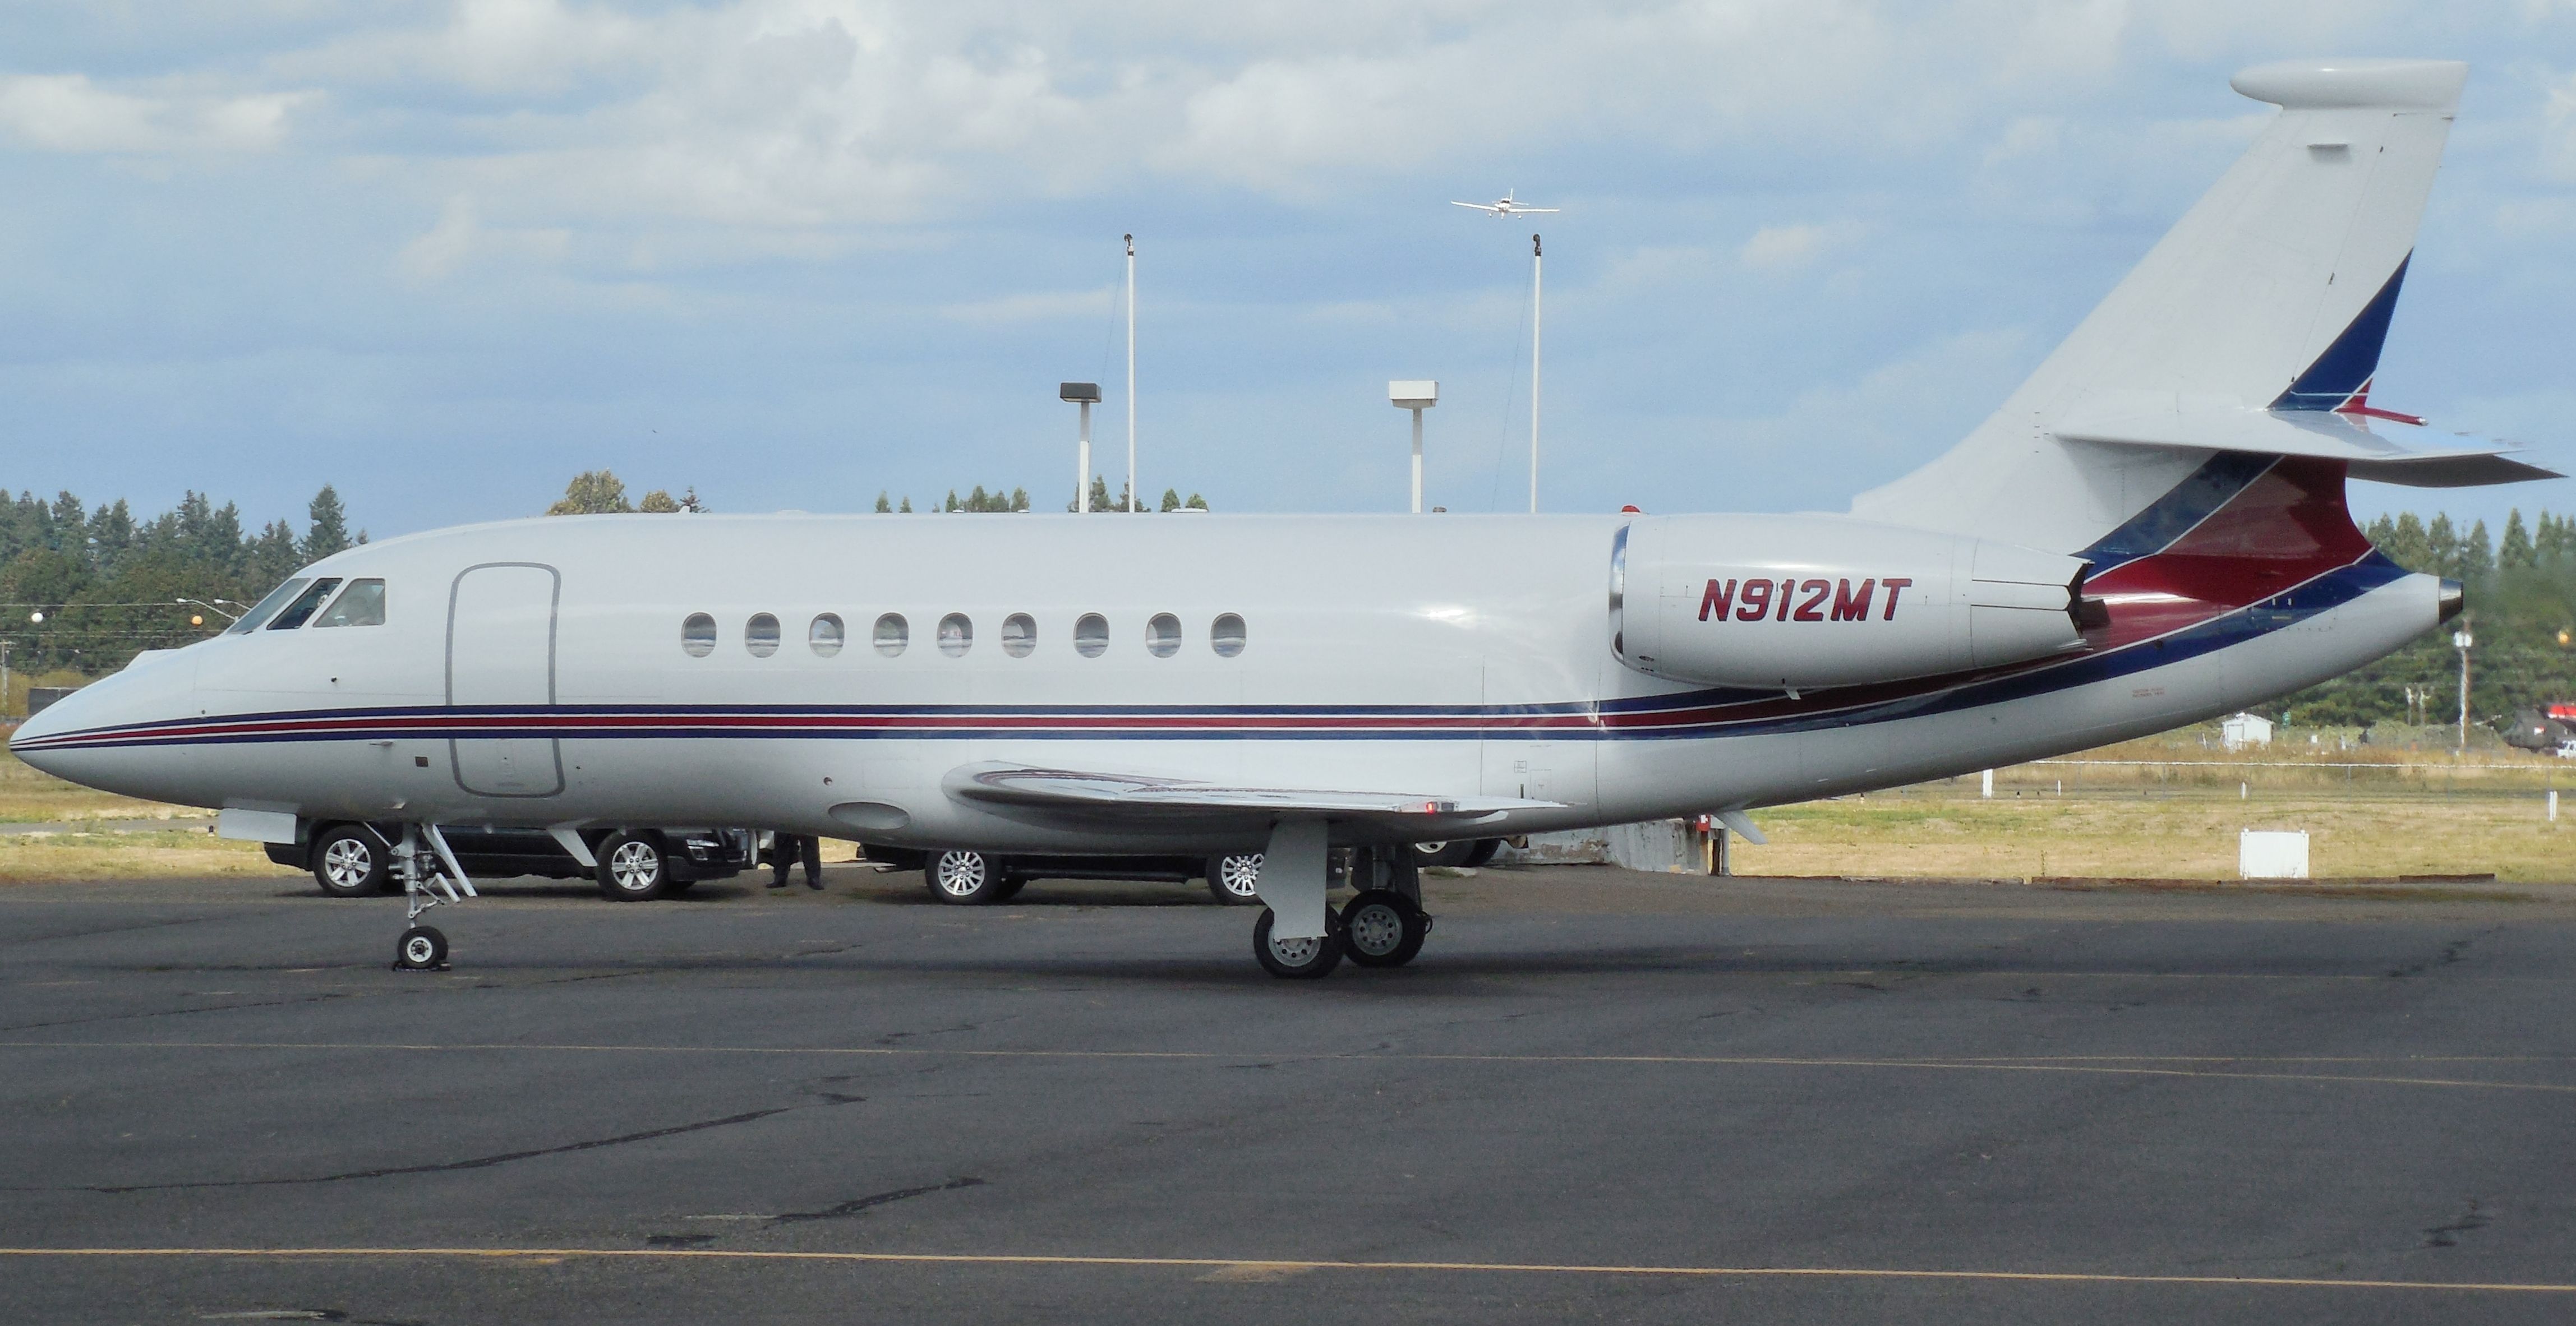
(11, 59, 2554, 979)
(1451, 190, 1559, 218)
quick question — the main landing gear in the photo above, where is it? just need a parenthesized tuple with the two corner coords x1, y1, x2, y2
(390, 825, 478, 972)
(1249, 835, 1432, 979)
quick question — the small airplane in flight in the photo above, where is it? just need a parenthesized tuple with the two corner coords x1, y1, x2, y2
(1451, 190, 1558, 218)
(12, 59, 2556, 981)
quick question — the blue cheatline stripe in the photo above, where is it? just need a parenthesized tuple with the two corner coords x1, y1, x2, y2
(2273, 255, 2412, 412)
(17, 556, 2412, 752)
(2075, 452, 2277, 572)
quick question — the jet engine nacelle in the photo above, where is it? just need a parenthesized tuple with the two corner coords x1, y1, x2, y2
(1611, 515, 2099, 689)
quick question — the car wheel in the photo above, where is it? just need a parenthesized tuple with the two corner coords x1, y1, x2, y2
(312, 826, 390, 897)
(1206, 851, 1264, 905)
(596, 831, 671, 901)
(927, 849, 1007, 904)
(1411, 840, 1478, 869)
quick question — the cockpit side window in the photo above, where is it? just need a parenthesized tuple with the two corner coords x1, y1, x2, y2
(311, 579, 386, 628)
(266, 577, 344, 631)
(227, 578, 312, 634)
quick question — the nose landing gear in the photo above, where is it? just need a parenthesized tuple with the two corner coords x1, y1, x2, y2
(389, 825, 476, 972)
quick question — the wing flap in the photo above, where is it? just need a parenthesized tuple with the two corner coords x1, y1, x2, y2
(943, 761, 1557, 825)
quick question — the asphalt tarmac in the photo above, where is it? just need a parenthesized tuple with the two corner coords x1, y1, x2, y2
(6, 863, 2576, 1324)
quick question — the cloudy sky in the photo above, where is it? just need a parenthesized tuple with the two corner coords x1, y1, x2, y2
(2, 0, 2571, 540)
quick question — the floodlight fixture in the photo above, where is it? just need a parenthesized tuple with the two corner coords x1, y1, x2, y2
(1061, 382, 1102, 512)
(1389, 380, 1438, 514)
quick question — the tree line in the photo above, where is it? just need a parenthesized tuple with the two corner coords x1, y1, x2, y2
(0, 486, 358, 688)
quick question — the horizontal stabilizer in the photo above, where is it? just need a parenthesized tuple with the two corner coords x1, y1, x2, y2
(2053, 392, 2560, 488)
(944, 761, 1557, 826)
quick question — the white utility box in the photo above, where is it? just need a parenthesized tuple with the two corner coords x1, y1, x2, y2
(2238, 829, 2310, 880)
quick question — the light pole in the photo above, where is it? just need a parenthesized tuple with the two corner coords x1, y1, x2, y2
(1389, 381, 1438, 513)
(2455, 623, 2474, 752)
(1061, 382, 1100, 512)
(1528, 233, 1542, 514)
(1124, 234, 1137, 513)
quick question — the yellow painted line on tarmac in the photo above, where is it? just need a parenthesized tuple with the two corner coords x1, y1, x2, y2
(0, 1246, 2569, 1293)
(4, 1039, 2575, 1093)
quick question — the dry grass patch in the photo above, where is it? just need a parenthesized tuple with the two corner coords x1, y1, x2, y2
(0, 749, 204, 825)
(0, 831, 298, 884)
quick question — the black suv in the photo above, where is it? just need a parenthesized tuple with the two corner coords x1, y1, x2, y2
(273, 824, 758, 902)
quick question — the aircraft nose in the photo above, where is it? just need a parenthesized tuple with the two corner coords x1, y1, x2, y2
(7, 649, 196, 789)
(7, 687, 86, 777)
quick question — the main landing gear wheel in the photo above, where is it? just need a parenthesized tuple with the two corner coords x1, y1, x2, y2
(928, 849, 1009, 904)
(596, 831, 671, 901)
(394, 925, 448, 971)
(1254, 907, 1343, 979)
(1206, 852, 1264, 905)
(313, 826, 391, 897)
(1338, 889, 1430, 968)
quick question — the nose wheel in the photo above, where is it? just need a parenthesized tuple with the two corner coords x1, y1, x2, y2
(395, 925, 449, 971)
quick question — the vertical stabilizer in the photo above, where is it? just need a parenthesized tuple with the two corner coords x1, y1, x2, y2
(1850, 59, 2467, 552)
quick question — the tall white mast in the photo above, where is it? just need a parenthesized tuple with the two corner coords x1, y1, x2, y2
(1125, 233, 1137, 513)
(1529, 232, 1542, 515)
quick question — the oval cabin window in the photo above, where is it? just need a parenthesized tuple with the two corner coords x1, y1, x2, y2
(746, 613, 781, 658)
(810, 613, 845, 657)
(1211, 613, 1247, 658)
(1002, 613, 1036, 658)
(937, 613, 973, 657)
(681, 612, 717, 657)
(1146, 613, 1182, 658)
(873, 613, 908, 657)
(1074, 613, 1109, 658)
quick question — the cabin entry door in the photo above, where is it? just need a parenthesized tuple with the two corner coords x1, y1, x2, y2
(446, 563, 564, 798)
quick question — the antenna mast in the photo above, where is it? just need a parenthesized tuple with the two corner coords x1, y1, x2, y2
(1529, 233, 1542, 515)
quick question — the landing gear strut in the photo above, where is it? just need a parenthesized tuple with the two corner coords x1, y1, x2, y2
(391, 825, 477, 972)
(1248, 830, 1434, 978)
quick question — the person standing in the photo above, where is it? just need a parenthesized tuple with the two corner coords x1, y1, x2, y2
(769, 832, 823, 890)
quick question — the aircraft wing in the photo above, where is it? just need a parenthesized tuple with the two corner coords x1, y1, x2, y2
(2052, 391, 2560, 487)
(1450, 201, 1499, 211)
(941, 760, 1556, 827)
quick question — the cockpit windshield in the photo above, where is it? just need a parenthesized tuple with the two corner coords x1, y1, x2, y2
(226, 578, 311, 634)
(266, 578, 343, 631)
(312, 579, 386, 628)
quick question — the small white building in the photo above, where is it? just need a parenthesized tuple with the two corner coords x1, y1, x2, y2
(2222, 711, 2274, 750)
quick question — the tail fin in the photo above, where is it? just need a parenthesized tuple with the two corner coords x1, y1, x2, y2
(1852, 59, 2481, 551)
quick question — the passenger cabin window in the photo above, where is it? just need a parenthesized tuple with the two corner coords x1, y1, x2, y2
(1002, 613, 1036, 658)
(266, 577, 343, 630)
(874, 613, 908, 657)
(681, 613, 716, 657)
(1146, 613, 1181, 658)
(228, 578, 311, 634)
(1211, 613, 1247, 658)
(937, 613, 973, 657)
(311, 579, 386, 628)
(1074, 613, 1109, 658)
(746, 613, 781, 657)
(810, 613, 845, 657)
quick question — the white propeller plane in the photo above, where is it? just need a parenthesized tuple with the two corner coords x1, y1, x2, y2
(1451, 190, 1558, 218)
(12, 59, 2556, 979)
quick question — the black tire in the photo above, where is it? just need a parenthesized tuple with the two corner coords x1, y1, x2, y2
(1206, 852, 1264, 905)
(1339, 889, 1429, 968)
(926, 849, 1008, 904)
(1254, 907, 1343, 979)
(312, 825, 390, 898)
(1411, 840, 1478, 869)
(1461, 838, 1503, 868)
(991, 876, 1028, 903)
(596, 831, 672, 901)
(394, 925, 447, 971)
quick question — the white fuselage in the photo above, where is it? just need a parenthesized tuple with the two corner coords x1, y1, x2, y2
(10, 510, 2442, 853)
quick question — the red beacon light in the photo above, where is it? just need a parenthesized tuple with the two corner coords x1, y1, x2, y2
(1620, 505, 1642, 514)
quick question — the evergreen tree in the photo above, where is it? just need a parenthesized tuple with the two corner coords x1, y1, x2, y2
(302, 485, 352, 561)
(637, 489, 681, 513)
(2425, 514, 2459, 577)
(2463, 519, 2494, 578)
(1160, 487, 1182, 512)
(1010, 487, 1030, 512)
(2501, 510, 2536, 570)
(1185, 493, 1208, 510)
(875, 491, 892, 514)
(898, 496, 913, 513)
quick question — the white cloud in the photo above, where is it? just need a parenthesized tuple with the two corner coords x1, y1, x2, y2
(2545, 70, 2576, 182)
(1739, 221, 1864, 271)
(396, 194, 570, 283)
(0, 74, 308, 153)
(939, 284, 1117, 324)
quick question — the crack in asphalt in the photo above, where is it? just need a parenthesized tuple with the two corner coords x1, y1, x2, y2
(771, 1176, 984, 1224)
(67, 1102, 838, 1194)
(2423, 1198, 2490, 1249)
